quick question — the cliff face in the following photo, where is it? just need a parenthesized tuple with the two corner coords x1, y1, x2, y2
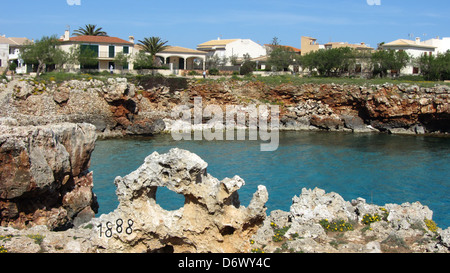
(0, 122, 98, 230)
(265, 83, 450, 134)
(0, 78, 449, 136)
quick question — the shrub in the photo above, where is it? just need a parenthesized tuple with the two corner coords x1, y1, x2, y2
(424, 219, 438, 233)
(27, 234, 45, 245)
(270, 222, 291, 242)
(362, 208, 389, 225)
(320, 219, 354, 232)
(361, 213, 382, 225)
(240, 61, 256, 76)
(0, 245, 7, 253)
(208, 68, 219, 75)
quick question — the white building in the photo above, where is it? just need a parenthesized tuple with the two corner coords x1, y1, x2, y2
(382, 38, 436, 75)
(156, 46, 207, 70)
(0, 36, 31, 74)
(197, 38, 266, 65)
(423, 37, 450, 55)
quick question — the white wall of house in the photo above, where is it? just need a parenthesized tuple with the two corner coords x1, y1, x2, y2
(423, 37, 450, 55)
(0, 44, 28, 73)
(382, 44, 436, 75)
(202, 39, 267, 65)
(225, 39, 266, 61)
(0, 44, 8, 69)
(403, 47, 435, 75)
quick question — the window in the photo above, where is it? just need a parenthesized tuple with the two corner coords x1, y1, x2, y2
(413, 67, 419, 74)
(109, 46, 115, 58)
(80, 44, 99, 56)
(123, 46, 129, 54)
(80, 44, 99, 70)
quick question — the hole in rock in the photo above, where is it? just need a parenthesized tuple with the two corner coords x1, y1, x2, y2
(155, 187, 185, 211)
(148, 245, 174, 253)
(220, 225, 236, 236)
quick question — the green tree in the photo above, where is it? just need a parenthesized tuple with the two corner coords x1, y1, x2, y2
(268, 47, 296, 71)
(133, 51, 154, 70)
(138, 37, 169, 66)
(300, 47, 355, 77)
(417, 50, 450, 81)
(206, 55, 220, 69)
(21, 35, 67, 76)
(73, 24, 108, 36)
(114, 52, 130, 73)
(271, 37, 280, 46)
(78, 46, 99, 70)
(240, 61, 256, 75)
(371, 49, 410, 77)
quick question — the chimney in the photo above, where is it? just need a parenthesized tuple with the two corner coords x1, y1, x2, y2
(64, 30, 70, 41)
(129, 36, 135, 44)
(415, 37, 421, 44)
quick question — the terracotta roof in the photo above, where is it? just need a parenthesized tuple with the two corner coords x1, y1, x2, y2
(265, 44, 301, 53)
(383, 39, 436, 49)
(60, 35, 133, 45)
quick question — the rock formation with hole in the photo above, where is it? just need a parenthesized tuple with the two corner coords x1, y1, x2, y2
(88, 148, 268, 253)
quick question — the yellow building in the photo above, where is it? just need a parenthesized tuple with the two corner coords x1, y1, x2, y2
(301, 36, 373, 55)
(59, 30, 135, 72)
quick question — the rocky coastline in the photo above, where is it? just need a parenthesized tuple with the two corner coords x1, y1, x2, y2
(0, 148, 449, 253)
(0, 76, 449, 253)
(0, 77, 449, 137)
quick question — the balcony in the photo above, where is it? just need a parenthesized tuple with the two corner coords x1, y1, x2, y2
(98, 51, 130, 60)
(98, 51, 115, 59)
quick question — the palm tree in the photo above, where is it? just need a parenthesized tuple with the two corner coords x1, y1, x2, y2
(73, 24, 108, 36)
(138, 37, 168, 66)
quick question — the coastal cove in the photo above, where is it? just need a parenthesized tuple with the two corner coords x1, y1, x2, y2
(91, 131, 450, 229)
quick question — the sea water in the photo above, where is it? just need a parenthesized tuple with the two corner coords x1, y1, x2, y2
(90, 131, 450, 228)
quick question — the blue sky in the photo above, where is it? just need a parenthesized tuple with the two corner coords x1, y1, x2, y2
(1, 0, 449, 50)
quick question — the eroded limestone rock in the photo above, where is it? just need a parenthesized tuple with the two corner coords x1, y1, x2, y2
(89, 148, 268, 253)
(0, 123, 98, 230)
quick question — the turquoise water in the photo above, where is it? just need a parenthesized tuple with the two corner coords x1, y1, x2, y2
(90, 131, 450, 228)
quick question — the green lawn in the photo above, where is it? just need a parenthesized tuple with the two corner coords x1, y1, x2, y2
(31, 71, 450, 88)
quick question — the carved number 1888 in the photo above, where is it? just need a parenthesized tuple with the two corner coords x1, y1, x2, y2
(97, 219, 133, 238)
